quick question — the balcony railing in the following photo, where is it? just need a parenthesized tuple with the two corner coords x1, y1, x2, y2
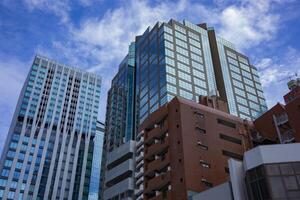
(145, 171, 171, 194)
(276, 113, 289, 125)
(282, 129, 295, 143)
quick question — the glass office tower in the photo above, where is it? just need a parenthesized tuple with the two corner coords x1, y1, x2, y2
(0, 55, 101, 200)
(135, 19, 267, 124)
(100, 43, 136, 199)
(208, 28, 268, 119)
(104, 42, 136, 152)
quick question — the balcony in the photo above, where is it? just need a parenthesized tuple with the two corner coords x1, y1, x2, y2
(145, 171, 171, 194)
(145, 123, 168, 145)
(137, 136, 144, 148)
(145, 139, 169, 159)
(282, 129, 295, 143)
(136, 151, 144, 163)
(148, 190, 172, 200)
(135, 168, 144, 179)
(136, 176, 144, 186)
(275, 113, 289, 126)
(145, 153, 170, 176)
(104, 177, 134, 200)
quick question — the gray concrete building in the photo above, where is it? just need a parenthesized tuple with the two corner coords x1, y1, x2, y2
(103, 141, 136, 200)
(192, 143, 300, 200)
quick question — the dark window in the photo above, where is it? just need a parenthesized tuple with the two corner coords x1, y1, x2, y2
(200, 161, 210, 168)
(194, 111, 204, 119)
(219, 133, 242, 144)
(217, 119, 236, 129)
(201, 179, 213, 187)
(222, 150, 243, 160)
(225, 167, 229, 173)
(195, 127, 206, 134)
(197, 141, 208, 150)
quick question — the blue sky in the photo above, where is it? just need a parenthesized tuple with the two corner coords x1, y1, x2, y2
(0, 0, 300, 153)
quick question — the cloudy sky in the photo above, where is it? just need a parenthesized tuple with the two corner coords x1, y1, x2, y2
(0, 0, 300, 152)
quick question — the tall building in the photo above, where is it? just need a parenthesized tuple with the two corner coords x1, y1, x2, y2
(135, 19, 267, 126)
(104, 42, 136, 151)
(0, 55, 102, 200)
(136, 96, 254, 199)
(102, 19, 268, 200)
(101, 43, 136, 199)
(89, 121, 105, 200)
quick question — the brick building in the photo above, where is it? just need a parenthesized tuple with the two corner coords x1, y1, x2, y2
(137, 96, 254, 200)
(253, 79, 300, 144)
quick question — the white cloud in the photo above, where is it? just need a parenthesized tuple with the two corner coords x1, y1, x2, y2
(17, 0, 297, 120)
(23, 0, 70, 24)
(71, 0, 188, 71)
(217, 0, 281, 50)
(255, 47, 300, 107)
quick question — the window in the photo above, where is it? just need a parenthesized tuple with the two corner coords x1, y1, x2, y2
(190, 45, 201, 55)
(238, 56, 249, 65)
(4, 160, 13, 167)
(178, 71, 191, 82)
(217, 119, 236, 129)
(194, 111, 204, 118)
(167, 84, 177, 94)
(200, 160, 210, 168)
(191, 53, 203, 63)
(175, 38, 187, 49)
(174, 24, 186, 34)
(194, 78, 206, 88)
(226, 50, 237, 59)
(188, 31, 200, 41)
(195, 127, 206, 134)
(195, 87, 207, 96)
(166, 65, 176, 75)
(228, 57, 238, 66)
(201, 179, 213, 187)
(222, 150, 243, 160)
(191, 61, 204, 71)
(219, 133, 242, 145)
(197, 141, 208, 150)
(7, 191, 15, 199)
(179, 80, 192, 90)
(175, 31, 187, 41)
(166, 75, 176, 85)
(177, 62, 190, 72)
(0, 179, 7, 187)
(176, 45, 189, 57)
(179, 89, 193, 100)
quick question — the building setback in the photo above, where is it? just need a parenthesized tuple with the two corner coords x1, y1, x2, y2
(137, 96, 254, 200)
(0, 55, 102, 200)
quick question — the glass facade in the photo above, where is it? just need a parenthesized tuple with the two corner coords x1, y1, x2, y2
(135, 19, 217, 125)
(245, 162, 300, 200)
(104, 42, 136, 151)
(88, 121, 105, 200)
(100, 43, 136, 199)
(0, 55, 101, 200)
(216, 36, 267, 120)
